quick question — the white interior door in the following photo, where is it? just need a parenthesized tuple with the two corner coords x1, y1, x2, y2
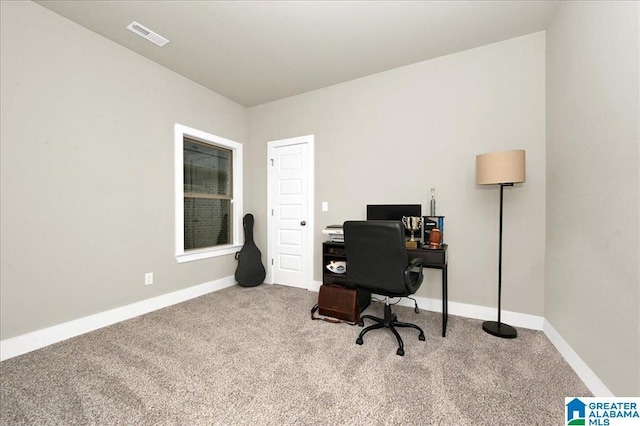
(267, 136, 314, 289)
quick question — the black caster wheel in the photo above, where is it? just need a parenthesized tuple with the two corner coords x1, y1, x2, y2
(396, 348, 404, 356)
(356, 337, 363, 345)
(419, 333, 425, 341)
(357, 319, 364, 327)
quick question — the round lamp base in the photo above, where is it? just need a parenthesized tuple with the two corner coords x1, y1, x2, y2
(482, 321, 517, 339)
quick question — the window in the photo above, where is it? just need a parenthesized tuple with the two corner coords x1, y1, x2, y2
(175, 124, 243, 263)
(183, 139, 232, 249)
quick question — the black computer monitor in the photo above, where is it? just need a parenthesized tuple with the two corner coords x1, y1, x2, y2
(366, 204, 422, 237)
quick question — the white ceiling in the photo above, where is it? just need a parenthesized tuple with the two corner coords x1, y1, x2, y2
(35, 1, 559, 107)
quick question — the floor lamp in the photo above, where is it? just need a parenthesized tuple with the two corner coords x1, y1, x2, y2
(476, 149, 526, 339)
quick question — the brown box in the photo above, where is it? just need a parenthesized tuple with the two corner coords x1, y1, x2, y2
(317, 284, 359, 323)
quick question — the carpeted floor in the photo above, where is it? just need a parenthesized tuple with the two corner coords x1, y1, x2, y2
(0, 284, 591, 425)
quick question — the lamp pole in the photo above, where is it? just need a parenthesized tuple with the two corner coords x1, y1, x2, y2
(482, 182, 517, 339)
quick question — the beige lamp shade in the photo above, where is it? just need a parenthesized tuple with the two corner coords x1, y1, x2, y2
(476, 149, 526, 185)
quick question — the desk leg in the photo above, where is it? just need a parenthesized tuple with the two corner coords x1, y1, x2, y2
(442, 265, 448, 337)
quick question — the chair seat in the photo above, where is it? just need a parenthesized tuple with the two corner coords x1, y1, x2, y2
(358, 271, 423, 298)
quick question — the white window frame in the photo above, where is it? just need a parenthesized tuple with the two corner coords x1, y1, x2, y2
(174, 123, 243, 263)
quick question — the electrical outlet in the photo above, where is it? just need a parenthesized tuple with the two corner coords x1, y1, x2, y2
(144, 272, 153, 285)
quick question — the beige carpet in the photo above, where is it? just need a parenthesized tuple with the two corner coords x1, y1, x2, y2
(0, 284, 591, 425)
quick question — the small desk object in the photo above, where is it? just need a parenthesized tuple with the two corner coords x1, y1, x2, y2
(322, 241, 449, 337)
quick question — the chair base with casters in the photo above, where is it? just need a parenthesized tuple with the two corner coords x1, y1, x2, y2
(355, 297, 425, 356)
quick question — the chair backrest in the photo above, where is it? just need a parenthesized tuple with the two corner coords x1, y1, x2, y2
(343, 220, 413, 296)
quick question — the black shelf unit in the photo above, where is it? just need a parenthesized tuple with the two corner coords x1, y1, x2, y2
(322, 241, 371, 311)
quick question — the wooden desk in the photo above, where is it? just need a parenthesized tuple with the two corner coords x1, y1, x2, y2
(407, 244, 448, 337)
(322, 241, 449, 337)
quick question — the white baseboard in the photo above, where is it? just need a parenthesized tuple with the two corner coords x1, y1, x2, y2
(0, 276, 236, 361)
(427, 297, 545, 330)
(310, 280, 323, 292)
(543, 319, 614, 397)
(310, 282, 544, 330)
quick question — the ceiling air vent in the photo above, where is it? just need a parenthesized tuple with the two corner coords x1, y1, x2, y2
(126, 21, 169, 47)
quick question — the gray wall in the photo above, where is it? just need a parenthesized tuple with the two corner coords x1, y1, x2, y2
(546, 1, 640, 396)
(0, 1, 247, 339)
(248, 33, 547, 316)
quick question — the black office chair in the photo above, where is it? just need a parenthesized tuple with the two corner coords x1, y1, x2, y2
(343, 220, 426, 356)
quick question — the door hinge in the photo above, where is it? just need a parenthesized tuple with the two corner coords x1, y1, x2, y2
(271, 209, 274, 216)
(271, 259, 274, 265)
(270, 159, 274, 166)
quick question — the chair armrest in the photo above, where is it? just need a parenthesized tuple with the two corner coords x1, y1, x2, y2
(409, 257, 426, 268)
(406, 257, 425, 275)
(404, 257, 425, 290)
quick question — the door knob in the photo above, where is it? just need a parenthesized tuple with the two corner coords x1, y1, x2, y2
(300, 221, 306, 226)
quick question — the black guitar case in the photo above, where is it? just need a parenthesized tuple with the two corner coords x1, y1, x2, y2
(234, 213, 266, 287)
